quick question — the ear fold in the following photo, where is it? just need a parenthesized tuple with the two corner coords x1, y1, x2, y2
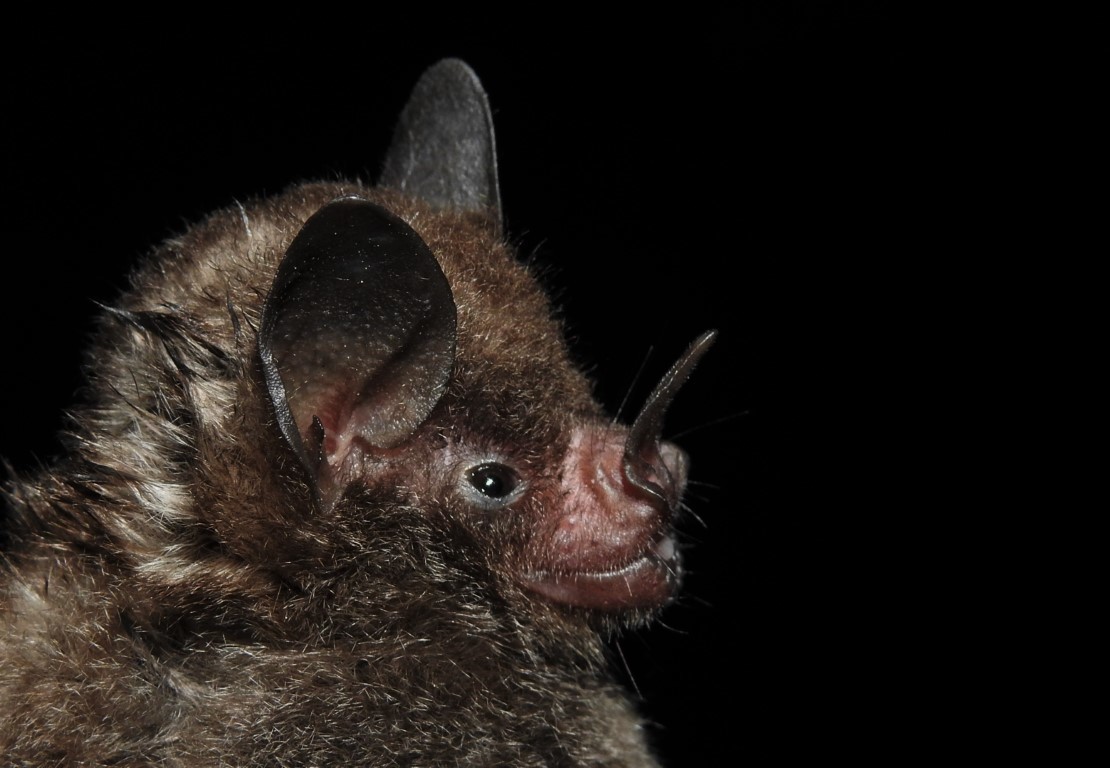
(380, 58, 502, 228)
(259, 198, 457, 494)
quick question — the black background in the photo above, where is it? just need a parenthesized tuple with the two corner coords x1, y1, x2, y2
(3, 4, 903, 763)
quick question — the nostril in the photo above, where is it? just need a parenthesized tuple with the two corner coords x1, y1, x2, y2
(621, 450, 670, 509)
(622, 442, 686, 511)
(658, 442, 689, 485)
(658, 442, 689, 501)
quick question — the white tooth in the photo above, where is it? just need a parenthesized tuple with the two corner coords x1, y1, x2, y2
(655, 536, 675, 561)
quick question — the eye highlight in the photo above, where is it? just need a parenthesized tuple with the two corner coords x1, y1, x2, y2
(466, 463, 521, 503)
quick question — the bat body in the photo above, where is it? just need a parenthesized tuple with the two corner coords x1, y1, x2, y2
(1, 60, 711, 766)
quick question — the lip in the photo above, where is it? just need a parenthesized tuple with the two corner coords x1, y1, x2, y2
(521, 535, 680, 611)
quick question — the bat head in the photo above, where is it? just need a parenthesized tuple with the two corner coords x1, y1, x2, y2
(253, 60, 714, 627)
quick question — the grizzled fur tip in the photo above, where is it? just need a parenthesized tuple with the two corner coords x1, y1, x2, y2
(0, 58, 712, 766)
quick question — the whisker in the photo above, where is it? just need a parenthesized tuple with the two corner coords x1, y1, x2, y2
(612, 346, 655, 425)
(651, 617, 691, 636)
(612, 639, 644, 701)
(678, 506, 708, 529)
(684, 480, 722, 493)
(667, 410, 749, 441)
(677, 589, 715, 610)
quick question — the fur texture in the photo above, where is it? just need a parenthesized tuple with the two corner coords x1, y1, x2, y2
(1, 62, 706, 766)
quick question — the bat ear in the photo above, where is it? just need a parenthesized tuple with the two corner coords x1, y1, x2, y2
(380, 58, 502, 230)
(259, 197, 457, 499)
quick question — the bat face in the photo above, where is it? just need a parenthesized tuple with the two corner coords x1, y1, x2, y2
(0, 58, 713, 764)
(256, 190, 714, 618)
(251, 62, 714, 622)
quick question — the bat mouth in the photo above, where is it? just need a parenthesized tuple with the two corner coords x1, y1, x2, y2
(520, 534, 680, 611)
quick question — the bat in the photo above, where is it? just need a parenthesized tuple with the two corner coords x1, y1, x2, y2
(1, 58, 714, 766)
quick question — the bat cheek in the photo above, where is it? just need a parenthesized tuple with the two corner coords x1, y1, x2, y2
(544, 484, 661, 567)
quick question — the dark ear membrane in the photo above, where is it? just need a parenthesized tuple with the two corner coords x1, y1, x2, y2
(380, 58, 502, 228)
(259, 198, 457, 494)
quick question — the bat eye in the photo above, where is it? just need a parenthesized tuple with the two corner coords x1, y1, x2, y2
(466, 463, 521, 502)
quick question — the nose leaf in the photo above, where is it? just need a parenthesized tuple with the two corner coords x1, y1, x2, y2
(622, 330, 717, 508)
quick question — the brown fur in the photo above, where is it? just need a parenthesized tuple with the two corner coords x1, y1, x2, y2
(0, 181, 671, 766)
